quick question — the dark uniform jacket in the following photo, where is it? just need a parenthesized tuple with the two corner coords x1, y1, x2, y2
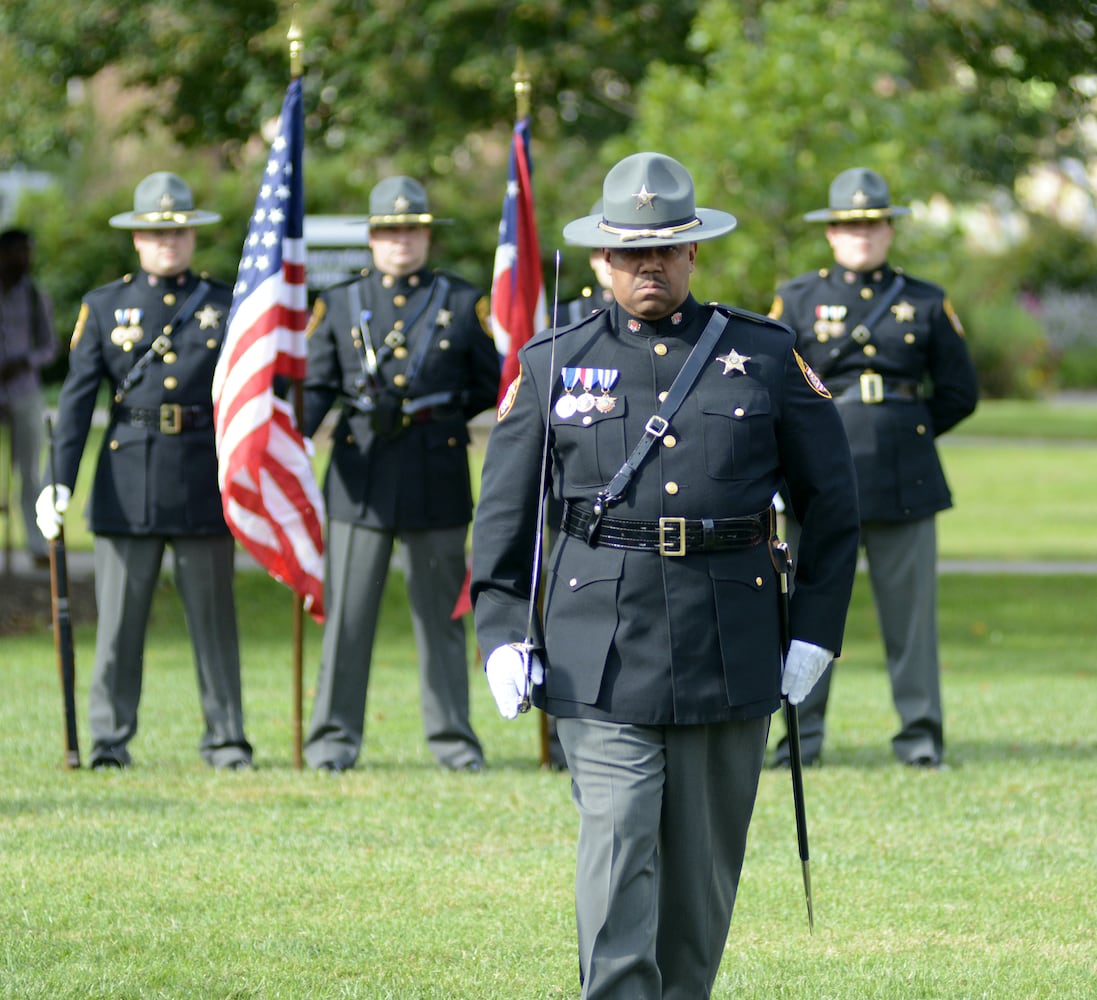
(303, 265, 500, 531)
(53, 269, 232, 536)
(471, 295, 861, 725)
(771, 264, 979, 522)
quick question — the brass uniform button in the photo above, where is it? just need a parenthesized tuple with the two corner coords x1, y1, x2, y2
(110, 439, 120, 451)
(863, 344, 877, 357)
(393, 294, 407, 307)
(163, 352, 178, 364)
(163, 376, 178, 390)
(393, 320, 405, 330)
(163, 293, 176, 306)
(382, 274, 395, 288)
(206, 338, 217, 349)
(394, 346, 408, 359)
(439, 339, 451, 350)
(861, 288, 874, 300)
(664, 482, 679, 495)
(654, 343, 668, 356)
(916, 424, 927, 435)
(393, 373, 408, 388)
(658, 390, 668, 403)
(755, 577, 764, 588)
(663, 435, 677, 448)
(904, 333, 916, 344)
(733, 407, 745, 417)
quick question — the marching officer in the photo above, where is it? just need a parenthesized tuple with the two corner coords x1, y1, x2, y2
(471, 153, 860, 998)
(768, 167, 979, 769)
(35, 171, 252, 770)
(302, 176, 500, 773)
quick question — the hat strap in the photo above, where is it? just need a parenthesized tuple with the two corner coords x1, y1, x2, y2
(599, 217, 701, 242)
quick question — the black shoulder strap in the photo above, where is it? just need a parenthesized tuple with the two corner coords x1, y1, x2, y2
(816, 275, 905, 380)
(585, 308, 729, 543)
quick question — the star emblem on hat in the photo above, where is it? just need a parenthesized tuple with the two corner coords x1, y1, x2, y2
(633, 184, 657, 210)
(891, 300, 916, 323)
(393, 195, 410, 213)
(851, 189, 869, 207)
(159, 193, 176, 211)
(716, 349, 751, 375)
(196, 304, 222, 329)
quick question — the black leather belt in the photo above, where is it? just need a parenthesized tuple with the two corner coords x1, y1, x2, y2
(113, 404, 213, 434)
(828, 373, 924, 404)
(562, 501, 771, 556)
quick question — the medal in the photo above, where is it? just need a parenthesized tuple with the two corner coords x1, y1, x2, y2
(110, 308, 143, 346)
(595, 368, 619, 413)
(555, 367, 580, 419)
(575, 368, 597, 413)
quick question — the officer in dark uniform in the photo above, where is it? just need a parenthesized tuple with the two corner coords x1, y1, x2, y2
(301, 176, 500, 773)
(35, 171, 252, 770)
(768, 167, 979, 769)
(471, 153, 860, 999)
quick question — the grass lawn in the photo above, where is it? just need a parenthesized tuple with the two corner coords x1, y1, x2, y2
(2, 567, 1095, 998)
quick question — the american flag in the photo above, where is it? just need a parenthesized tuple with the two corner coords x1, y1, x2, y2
(490, 116, 546, 403)
(212, 77, 326, 621)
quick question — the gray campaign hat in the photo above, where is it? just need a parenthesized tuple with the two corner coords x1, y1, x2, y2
(563, 152, 737, 249)
(804, 167, 911, 223)
(109, 172, 221, 230)
(365, 176, 452, 228)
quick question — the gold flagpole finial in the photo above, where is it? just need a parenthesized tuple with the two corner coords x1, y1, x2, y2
(288, 7, 304, 80)
(512, 49, 531, 120)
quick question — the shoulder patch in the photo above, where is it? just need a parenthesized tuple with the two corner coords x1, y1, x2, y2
(943, 297, 965, 337)
(794, 350, 831, 398)
(475, 295, 493, 337)
(71, 302, 89, 351)
(305, 298, 326, 339)
(768, 295, 784, 321)
(497, 367, 522, 421)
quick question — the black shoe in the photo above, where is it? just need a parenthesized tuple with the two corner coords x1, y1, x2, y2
(451, 759, 485, 773)
(317, 760, 350, 773)
(220, 758, 253, 771)
(91, 756, 125, 770)
(906, 754, 944, 770)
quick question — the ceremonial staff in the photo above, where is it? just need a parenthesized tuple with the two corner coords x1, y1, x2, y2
(46, 415, 81, 769)
(775, 538, 814, 932)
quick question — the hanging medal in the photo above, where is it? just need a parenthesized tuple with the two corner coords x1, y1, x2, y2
(575, 368, 598, 413)
(555, 367, 580, 419)
(110, 307, 144, 347)
(595, 368, 619, 413)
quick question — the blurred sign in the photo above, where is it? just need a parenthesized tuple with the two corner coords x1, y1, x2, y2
(304, 215, 371, 291)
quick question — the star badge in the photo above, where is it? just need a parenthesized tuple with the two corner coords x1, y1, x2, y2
(196, 304, 222, 329)
(716, 349, 751, 375)
(393, 195, 410, 213)
(436, 308, 452, 328)
(891, 300, 916, 323)
(633, 184, 657, 210)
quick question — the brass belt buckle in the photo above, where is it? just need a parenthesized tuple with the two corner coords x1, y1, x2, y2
(859, 372, 884, 404)
(159, 403, 183, 434)
(658, 516, 687, 557)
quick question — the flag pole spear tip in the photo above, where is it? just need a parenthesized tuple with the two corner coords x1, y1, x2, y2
(288, 7, 304, 80)
(512, 49, 531, 120)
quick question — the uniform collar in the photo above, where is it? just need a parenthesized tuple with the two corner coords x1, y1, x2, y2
(826, 262, 896, 290)
(375, 266, 432, 292)
(613, 293, 701, 338)
(139, 269, 194, 289)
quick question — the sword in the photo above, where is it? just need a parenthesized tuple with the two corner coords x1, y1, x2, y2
(774, 538, 813, 932)
(514, 250, 563, 713)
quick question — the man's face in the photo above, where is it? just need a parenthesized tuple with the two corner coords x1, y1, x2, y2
(825, 219, 894, 272)
(369, 225, 431, 277)
(603, 242, 697, 321)
(132, 228, 197, 277)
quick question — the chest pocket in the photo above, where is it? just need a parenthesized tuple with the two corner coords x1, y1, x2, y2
(699, 386, 775, 481)
(550, 397, 629, 490)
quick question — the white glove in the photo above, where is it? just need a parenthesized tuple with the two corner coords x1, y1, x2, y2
(485, 644, 545, 720)
(35, 484, 71, 541)
(781, 639, 834, 705)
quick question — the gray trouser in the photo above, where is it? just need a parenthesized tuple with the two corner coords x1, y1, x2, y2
(4, 388, 49, 558)
(557, 716, 769, 1000)
(89, 533, 249, 766)
(304, 520, 482, 769)
(777, 515, 942, 763)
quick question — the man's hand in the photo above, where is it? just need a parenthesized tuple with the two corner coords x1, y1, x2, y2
(35, 484, 71, 541)
(781, 639, 834, 705)
(485, 644, 544, 719)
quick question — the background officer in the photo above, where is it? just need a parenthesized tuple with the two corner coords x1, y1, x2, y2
(558, 200, 615, 326)
(768, 167, 979, 769)
(301, 176, 500, 773)
(35, 172, 252, 770)
(471, 152, 860, 998)
(0, 227, 57, 567)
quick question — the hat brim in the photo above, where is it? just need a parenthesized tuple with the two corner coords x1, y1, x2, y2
(803, 205, 911, 223)
(109, 210, 222, 230)
(356, 214, 454, 228)
(563, 207, 737, 248)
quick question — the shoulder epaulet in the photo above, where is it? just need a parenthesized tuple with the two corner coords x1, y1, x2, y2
(199, 272, 232, 290)
(433, 268, 479, 294)
(710, 302, 793, 334)
(527, 306, 605, 347)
